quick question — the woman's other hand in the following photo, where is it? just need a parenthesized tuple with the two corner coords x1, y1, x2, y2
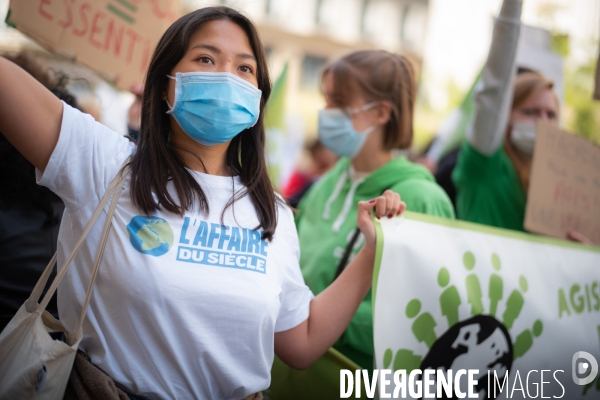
(357, 189, 406, 247)
(567, 230, 592, 246)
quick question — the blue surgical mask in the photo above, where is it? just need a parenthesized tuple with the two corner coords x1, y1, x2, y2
(166, 72, 262, 146)
(317, 102, 378, 158)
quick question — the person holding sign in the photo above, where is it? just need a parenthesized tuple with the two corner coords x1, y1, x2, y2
(295, 50, 454, 369)
(452, 0, 555, 231)
(0, 7, 404, 399)
(452, 0, 591, 244)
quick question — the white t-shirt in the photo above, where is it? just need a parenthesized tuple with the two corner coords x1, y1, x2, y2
(37, 103, 313, 399)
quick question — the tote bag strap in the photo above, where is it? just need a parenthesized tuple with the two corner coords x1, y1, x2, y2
(25, 253, 58, 312)
(26, 161, 128, 331)
(71, 167, 126, 341)
(25, 165, 126, 313)
(25, 171, 123, 313)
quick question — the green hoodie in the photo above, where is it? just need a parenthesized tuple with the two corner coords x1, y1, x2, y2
(295, 156, 454, 369)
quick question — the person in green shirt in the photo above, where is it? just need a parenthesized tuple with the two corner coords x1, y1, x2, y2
(451, 0, 565, 233)
(295, 49, 455, 369)
(453, 71, 560, 232)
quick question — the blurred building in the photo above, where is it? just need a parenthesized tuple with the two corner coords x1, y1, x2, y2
(185, 0, 430, 136)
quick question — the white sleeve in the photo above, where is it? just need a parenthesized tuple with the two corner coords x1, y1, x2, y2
(467, 0, 522, 155)
(274, 207, 314, 332)
(36, 102, 135, 213)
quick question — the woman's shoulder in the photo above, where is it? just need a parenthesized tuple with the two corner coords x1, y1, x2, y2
(379, 157, 437, 192)
(390, 177, 447, 201)
(390, 178, 455, 219)
(61, 102, 134, 152)
(275, 193, 295, 223)
(273, 193, 301, 243)
(37, 102, 135, 213)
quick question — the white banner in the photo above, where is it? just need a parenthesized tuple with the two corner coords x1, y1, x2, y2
(373, 212, 600, 399)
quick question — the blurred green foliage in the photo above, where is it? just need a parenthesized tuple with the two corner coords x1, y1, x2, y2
(551, 34, 569, 57)
(564, 56, 600, 145)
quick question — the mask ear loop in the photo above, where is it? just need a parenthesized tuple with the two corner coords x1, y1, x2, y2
(349, 101, 379, 115)
(165, 74, 176, 111)
(348, 101, 380, 134)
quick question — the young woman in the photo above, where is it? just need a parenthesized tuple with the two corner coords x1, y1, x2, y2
(0, 7, 403, 399)
(451, 0, 588, 242)
(453, 69, 560, 232)
(295, 50, 454, 369)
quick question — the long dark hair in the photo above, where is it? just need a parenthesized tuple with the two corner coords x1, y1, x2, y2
(129, 6, 281, 241)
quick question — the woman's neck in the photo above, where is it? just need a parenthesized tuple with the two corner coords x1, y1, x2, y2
(351, 130, 393, 173)
(170, 129, 231, 176)
(351, 149, 392, 173)
(503, 137, 532, 191)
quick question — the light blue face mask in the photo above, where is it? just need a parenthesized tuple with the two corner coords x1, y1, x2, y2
(166, 72, 262, 146)
(317, 102, 378, 158)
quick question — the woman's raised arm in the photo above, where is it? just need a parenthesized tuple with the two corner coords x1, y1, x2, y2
(467, 0, 522, 155)
(0, 56, 63, 172)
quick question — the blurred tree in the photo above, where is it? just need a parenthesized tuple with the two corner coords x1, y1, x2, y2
(564, 56, 600, 145)
(551, 33, 569, 57)
(533, 1, 600, 145)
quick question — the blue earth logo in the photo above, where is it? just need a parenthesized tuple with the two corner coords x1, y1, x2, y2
(127, 216, 174, 257)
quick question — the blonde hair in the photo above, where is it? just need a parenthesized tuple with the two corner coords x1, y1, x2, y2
(512, 72, 557, 111)
(321, 50, 417, 149)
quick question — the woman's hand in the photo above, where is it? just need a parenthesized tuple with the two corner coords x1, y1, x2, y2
(357, 189, 406, 247)
(567, 230, 592, 245)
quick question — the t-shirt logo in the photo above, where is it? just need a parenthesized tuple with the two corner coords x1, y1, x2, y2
(176, 217, 269, 274)
(127, 216, 174, 257)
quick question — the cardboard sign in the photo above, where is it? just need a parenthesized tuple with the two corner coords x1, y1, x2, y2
(6, 0, 178, 89)
(524, 122, 600, 245)
(373, 213, 600, 399)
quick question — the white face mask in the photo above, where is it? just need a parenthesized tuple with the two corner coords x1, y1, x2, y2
(510, 120, 537, 154)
